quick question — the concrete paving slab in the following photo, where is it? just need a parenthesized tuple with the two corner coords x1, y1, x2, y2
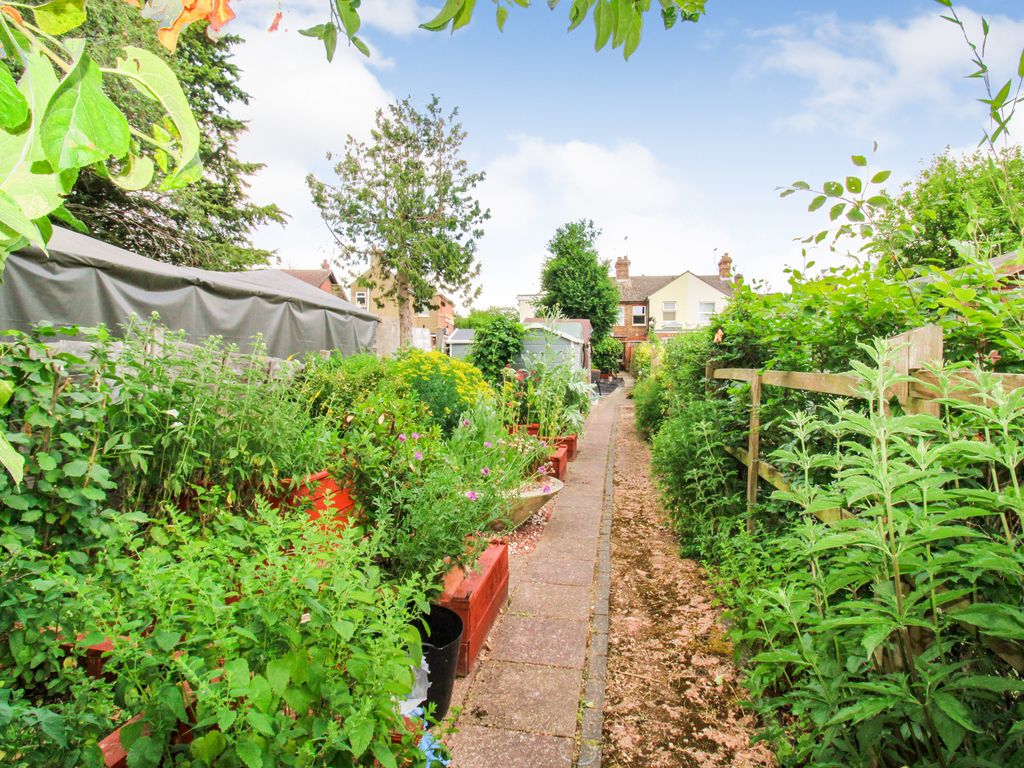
(463, 661, 581, 737)
(523, 557, 594, 587)
(448, 725, 573, 768)
(532, 535, 599, 562)
(511, 581, 592, 620)
(489, 615, 590, 669)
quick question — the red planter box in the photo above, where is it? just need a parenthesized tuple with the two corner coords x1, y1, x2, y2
(555, 435, 578, 461)
(438, 543, 509, 677)
(548, 443, 569, 481)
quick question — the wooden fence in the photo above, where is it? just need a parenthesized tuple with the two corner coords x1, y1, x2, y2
(708, 325, 1024, 524)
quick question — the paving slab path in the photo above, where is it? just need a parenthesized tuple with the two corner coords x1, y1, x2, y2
(447, 386, 625, 767)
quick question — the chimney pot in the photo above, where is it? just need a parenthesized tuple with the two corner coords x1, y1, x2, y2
(615, 256, 630, 280)
(717, 252, 733, 280)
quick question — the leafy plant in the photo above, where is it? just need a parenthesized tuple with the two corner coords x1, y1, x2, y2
(591, 335, 623, 374)
(391, 350, 493, 437)
(469, 315, 525, 385)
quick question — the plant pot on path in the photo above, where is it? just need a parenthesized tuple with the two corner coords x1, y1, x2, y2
(416, 604, 464, 722)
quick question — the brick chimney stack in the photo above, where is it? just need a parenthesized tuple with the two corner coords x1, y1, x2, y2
(615, 256, 630, 280)
(321, 259, 330, 270)
(717, 252, 733, 280)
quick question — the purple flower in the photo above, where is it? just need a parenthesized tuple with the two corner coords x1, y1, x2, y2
(465, 490, 478, 501)
(484, 441, 492, 448)
(412, 432, 421, 440)
(481, 467, 491, 476)
(414, 451, 423, 460)
(463, 419, 471, 427)
(542, 485, 551, 493)
(538, 465, 548, 475)
(398, 433, 407, 442)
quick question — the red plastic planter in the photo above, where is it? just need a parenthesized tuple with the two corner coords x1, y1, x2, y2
(438, 543, 509, 677)
(279, 470, 355, 526)
(548, 443, 569, 480)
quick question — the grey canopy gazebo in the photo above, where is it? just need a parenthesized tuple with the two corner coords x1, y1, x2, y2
(0, 228, 377, 359)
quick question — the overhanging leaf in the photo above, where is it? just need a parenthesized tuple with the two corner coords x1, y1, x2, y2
(113, 47, 201, 190)
(32, 0, 87, 35)
(40, 53, 129, 172)
(0, 62, 28, 130)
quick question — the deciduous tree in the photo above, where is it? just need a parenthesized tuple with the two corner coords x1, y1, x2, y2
(538, 220, 619, 340)
(307, 96, 489, 345)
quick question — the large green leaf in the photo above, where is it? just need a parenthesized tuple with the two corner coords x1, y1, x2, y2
(40, 52, 129, 172)
(0, 188, 43, 247)
(113, 47, 201, 190)
(0, 61, 28, 130)
(0, 380, 24, 485)
(0, 51, 64, 221)
(32, 0, 87, 35)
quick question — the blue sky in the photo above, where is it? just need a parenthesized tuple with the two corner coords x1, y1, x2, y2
(229, 0, 1024, 309)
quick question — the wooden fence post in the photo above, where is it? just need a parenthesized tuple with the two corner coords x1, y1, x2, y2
(745, 373, 762, 531)
(884, 325, 944, 415)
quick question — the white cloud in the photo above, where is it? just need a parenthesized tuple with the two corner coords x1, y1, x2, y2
(759, 7, 1024, 139)
(472, 136, 744, 309)
(230, 12, 395, 269)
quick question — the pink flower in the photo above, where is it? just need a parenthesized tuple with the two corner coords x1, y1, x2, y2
(398, 433, 407, 442)
(481, 467, 491, 476)
(484, 441, 492, 448)
(412, 432, 421, 440)
(538, 465, 548, 475)
(414, 451, 423, 460)
(542, 485, 551, 493)
(463, 419, 471, 427)
(465, 490, 478, 501)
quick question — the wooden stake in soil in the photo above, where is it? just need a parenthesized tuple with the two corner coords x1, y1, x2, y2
(745, 373, 762, 532)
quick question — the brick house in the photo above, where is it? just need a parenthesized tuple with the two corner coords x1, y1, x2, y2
(611, 253, 736, 367)
(346, 265, 455, 350)
(282, 260, 342, 295)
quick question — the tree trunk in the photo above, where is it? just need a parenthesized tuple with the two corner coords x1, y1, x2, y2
(396, 273, 413, 347)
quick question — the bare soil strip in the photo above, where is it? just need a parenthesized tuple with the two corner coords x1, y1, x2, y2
(602, 404, 775, 768)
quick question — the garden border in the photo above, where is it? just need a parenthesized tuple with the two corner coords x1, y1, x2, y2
(576, 401, 617, 767)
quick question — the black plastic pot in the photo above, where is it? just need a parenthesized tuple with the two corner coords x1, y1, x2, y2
(417, 604, 464, 722)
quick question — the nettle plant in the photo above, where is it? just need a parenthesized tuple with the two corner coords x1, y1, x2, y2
(737, 341, 1024, 767)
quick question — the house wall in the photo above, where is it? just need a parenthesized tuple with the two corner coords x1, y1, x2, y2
(647, 273, 729, 331)
(610, 300, 650, 367)
(348, 277, 454, 350)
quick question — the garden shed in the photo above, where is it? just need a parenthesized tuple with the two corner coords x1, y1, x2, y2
(447, 322, 589, 371)
(0, 227, 378, 358)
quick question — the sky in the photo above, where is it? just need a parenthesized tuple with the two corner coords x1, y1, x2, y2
(227, 0, 1024, 311)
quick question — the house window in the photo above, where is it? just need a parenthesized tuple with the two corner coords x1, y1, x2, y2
(615, 306, 625, 326)
(662, 301, 677, 322)
(354, 291, 367, 308)
(698, 301, 716, 323)
(631, 305, 646, 325)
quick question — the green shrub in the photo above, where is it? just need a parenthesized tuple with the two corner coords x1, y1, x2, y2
(628, 340, 657, 380)
(591, 335, 623, 374)
(296, 351, 393, 420)
(650, 397, 742, 557)
(391, 350, 492, 436)
(469, 316, 524, 385)
(631, 375, 666, 440)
